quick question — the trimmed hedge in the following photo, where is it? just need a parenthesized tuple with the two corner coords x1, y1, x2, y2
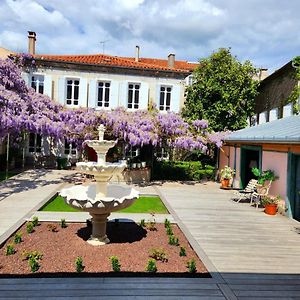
(152, 161, 215, 181)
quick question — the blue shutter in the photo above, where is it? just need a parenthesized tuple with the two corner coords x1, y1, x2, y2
(88, 80, 97, 108)
(110, 80, 119, 109)
(78, 78, 88, 107)
(139, 82, 149, 110)
(170, 84, 181, 113)
(22, 72, 30, 87)
(119, 82, 128, 108)
(43, 75, 52, 99)
(58, 77, 66, 105)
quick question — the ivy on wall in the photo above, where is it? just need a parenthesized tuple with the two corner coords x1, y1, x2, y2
(288, 56, 300, 114)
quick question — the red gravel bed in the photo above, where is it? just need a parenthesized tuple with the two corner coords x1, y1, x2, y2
(0, 221, 209, 277)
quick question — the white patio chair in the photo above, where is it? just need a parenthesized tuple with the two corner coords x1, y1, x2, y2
(250, 180, 272, 209)
(233, 179, 258, 203)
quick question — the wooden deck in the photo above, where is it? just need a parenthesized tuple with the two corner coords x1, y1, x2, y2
(157, 182, 300, 299)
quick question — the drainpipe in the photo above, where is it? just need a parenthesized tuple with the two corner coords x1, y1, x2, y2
(232, 144, 239, 188)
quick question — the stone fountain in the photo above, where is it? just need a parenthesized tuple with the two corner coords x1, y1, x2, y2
(59, 125, 139, 245)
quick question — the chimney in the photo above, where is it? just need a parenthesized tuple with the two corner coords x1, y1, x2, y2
(259, 68, 268, 80)
(168, 53, 175, 68)
(135, 45, 140, 62)
(28, 31, 36, 55)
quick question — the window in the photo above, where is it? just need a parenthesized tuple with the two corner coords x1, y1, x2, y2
(66, 79, 80, 106)
(128, 83, 140, 109)
(97, 81, 110, 107)
(64, 140, 77, 155)
(159, 86, 172, 111)
(29, 133, 42, 153)
(31, 75, 44, 94)
(125, 146, 140, 158)
(155, 147, 169, 161)
(186, 75, 193, 86)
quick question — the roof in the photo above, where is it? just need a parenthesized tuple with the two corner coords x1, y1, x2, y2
(0, 47, 15, 59)
(34, 53, 198, 73)
(225, 115, 300, 144)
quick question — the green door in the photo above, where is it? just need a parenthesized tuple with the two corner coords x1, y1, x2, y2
(293, 155, 300, 221)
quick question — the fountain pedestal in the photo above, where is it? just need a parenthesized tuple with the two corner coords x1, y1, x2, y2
(88, 213, 110, 245)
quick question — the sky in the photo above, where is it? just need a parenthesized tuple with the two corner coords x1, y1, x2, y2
(0, 0, 300, 73)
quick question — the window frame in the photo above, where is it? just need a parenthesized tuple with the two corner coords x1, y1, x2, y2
(127, 82, 141, 110)
(31, 74, 45, 94)
(65, 78, 80, 106)
(64, 140, 77, 156)
(97, 81, 111, 108)
(159, 85, 172, 111)
(28, 133, 42, 153)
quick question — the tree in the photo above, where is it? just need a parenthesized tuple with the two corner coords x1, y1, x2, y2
(182, 48, 259, 131)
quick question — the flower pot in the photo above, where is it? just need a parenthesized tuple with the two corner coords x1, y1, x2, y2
(264, 204, 277, 215)
(221, 178, 230, 188)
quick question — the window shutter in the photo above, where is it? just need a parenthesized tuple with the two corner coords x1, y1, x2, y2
(170, 84, 181, 113)
(139, 82, 149, 110)
(119, 82, 128, 108)
(42, 136, 50, 156)
(283, 103, 293, 118)
(156, 85, 161, 108)
(110, 80, 119, 109)
(78, 78, 88, 107)
(43, 75, 52, 98)
(88, 80, 97, 108)
(58, 77, 66, 105)
(22, 72, 30, 86)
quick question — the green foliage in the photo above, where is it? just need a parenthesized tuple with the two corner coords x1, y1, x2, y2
(146, 258, 157, 273)
(179, 246, 187, 257)
(261, 195, 281, 206)
(152, 161, 215, 181)
(220, 165, 235, 180)
(5, 244, 16, 255)
(75, 256, 84, 273)
(187, 258, 197, 273)
(140, 219, 146, 227)
(183, 48, 259, 131)
(22, 250, 43, 261)
(251, 168, 278, 185)
(166, 226, 173, 236)
(14, 232, 22, 244)
(168, 235, 179, 246)
(149, 248, 168, 262)
(164, 218, 171, 228)
(28, 257, 40, 273)
(287, 56, 300, 115)
(110, 256, 121, 272)
(32, 216, 39, 227)
(26, 222, 34, 234)
(60, 218, 67, 228)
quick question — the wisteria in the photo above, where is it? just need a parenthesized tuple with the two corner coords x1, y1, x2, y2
(0, 55, 227, 155)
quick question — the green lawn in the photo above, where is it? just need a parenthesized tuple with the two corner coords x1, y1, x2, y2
(40, 195, 168, 214)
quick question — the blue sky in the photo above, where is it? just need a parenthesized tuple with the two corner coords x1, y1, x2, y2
(1, 0, 300, 73)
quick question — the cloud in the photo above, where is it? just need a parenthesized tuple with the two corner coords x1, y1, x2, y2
(0, 0, 299, 71)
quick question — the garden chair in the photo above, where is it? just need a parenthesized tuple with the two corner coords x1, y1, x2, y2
(233, 179, 258, 203)
(250, 180, 272, 209)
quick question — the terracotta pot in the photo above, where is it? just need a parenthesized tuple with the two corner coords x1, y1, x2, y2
(221, 178, 230, 188)
(264, 204, 277, 215)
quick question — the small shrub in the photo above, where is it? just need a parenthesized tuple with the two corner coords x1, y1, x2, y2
(26, 222, 34, 234)
(164, 218, 171, 228)
(47, 224, 58, 232)
(166, 226, 173, 236)
(32, 216, 39, 227)
(14, 232, 22, 244)
(75, 256, 84, 273)
(179, 246, 186, 257)
(147, 221, 157, 231)
(187, 258, 197, 273)
(22, 250, 43, 261)
(5, 244, 16, 256)
(60, 218, 67, 228)
(149, 248, 168, 262)
(110, 256, 121, 272)
(28, 257, 40, 273)
(28, 258, 38, 273)
(168, 235, 179, 246)
(146, 259, 157, 273)
(140, 219, 146, 227)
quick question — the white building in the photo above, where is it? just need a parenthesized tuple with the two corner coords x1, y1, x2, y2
(21, 32, 197, 165)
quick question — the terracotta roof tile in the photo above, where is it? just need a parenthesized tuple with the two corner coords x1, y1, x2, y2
(34, 53, 198, 73)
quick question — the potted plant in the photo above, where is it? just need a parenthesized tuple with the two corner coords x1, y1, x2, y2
(251, 168, 278, 192)
(220, 166, 235, 188)
(261, 195, 280, 215)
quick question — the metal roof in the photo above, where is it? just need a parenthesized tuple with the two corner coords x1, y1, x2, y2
(226, 115, 300, 144)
